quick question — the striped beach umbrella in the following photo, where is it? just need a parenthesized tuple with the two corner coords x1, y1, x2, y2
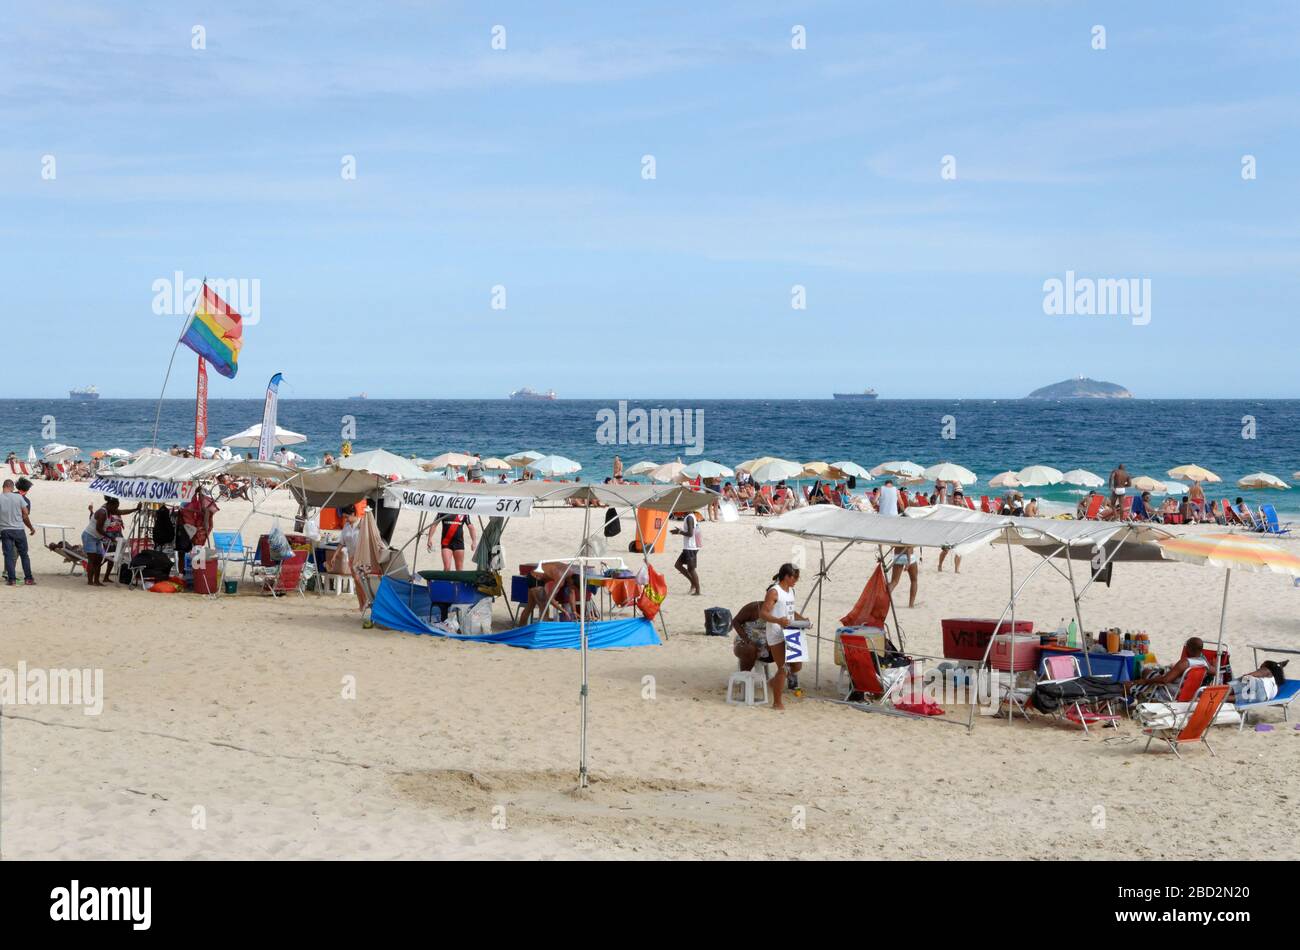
(1157, 533, 1300, 676)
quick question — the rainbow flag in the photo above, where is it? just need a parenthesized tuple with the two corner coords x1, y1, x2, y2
(181, 283, 243, 378)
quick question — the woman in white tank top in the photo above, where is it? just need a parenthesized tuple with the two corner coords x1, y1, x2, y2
(758, 564, 806, 711)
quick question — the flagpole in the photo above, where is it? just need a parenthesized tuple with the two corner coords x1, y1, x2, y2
(150, 277, 204, 450)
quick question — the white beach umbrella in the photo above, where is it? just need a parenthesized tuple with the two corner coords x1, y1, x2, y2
(505, 450, 545, 467)
(649, 460, 687, 483)
(1238, 472, 1290, 490)
(1016, 465, 1063, 486)
(1162, 482, 1189, 495)
(41, 443, 81, 462)
(681, 459, 734, 479)
(427, 451, 477, 469)
(132, 446, 168, 458)
(336, 449, 427, 481)
(103, 448, 131, 459)
(624, 460, 659, 477)
(528, 455, 582, 477)
(1060, 469, 1104, 488)
(871, 460, 924, 478)
(26, 445, 38, 463)
(989, 471, 1022, 488)
(221, 423, 307, 448)
(748, 458, 805, 483)
(829, 461, 871, 479)
(923, 461, 978, 485)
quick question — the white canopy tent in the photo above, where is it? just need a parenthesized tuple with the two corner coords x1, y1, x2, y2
(758, 504, 1172, 730)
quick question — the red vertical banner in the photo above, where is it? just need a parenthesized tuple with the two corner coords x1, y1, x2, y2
(194, 356, 209, 455)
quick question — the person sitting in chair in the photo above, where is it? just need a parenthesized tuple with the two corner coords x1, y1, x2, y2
(1126, 636, 1211, 699)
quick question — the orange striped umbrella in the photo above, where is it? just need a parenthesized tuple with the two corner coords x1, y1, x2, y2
(1157, 533, 1300, 576)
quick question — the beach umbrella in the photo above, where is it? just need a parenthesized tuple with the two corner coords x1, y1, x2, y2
(427, 451, 477, 469)
(747, 458, 804, 483)
(41, 443, 81, 462)
(1130, 475, 1166, 493)
(801, 461, 833, 478)
(923, 461, 978, 485)
(132, 446, 167, 458)
(736, 457, 778, 474)
(624, 460, 659, 477)
(104, 448, 131, 459)
(505, 450, 544, 467)
(648, 460, 687, 483)
(1162, 482, 1189, 495)
(336, 448, 427, 481)
(528, 455, 582, 477)
(1060, 469, 1104, 488)
(221, 423, 307, 448)
(479, 457, 512, 471)
(829, 461, 870, 479)
(1157, 533, 1300, 678)
(989, 471, 1022, 489)
(871, 460, 923, 478)
(682, 459, 734, 479)
(1238, 472, 1290, 490)
(1016, 465, 1063, 486)
(1167, 464, 1220, 483)
(26, 445, 38, 463)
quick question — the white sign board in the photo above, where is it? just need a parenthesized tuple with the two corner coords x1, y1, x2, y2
(783, 628, 808, 663)
(89, 475, 198, 505)
(385, 487, 533, 518)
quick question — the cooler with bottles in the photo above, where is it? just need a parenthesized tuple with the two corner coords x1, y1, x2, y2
(940, 618, 1034, 664)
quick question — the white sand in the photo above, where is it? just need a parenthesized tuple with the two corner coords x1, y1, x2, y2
(3, 480, 1299, 859)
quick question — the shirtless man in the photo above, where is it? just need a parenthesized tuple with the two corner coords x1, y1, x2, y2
(1108, 463, 1131, 510)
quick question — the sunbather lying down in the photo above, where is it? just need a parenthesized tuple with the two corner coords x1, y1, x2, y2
(1229, 660, 1288, 702)
(48, 540, 87, 559)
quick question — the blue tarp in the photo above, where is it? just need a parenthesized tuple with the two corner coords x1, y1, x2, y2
(369, 576, 660, 650)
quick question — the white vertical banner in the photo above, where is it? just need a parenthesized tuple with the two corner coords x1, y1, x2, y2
(257, 373, 283, 461)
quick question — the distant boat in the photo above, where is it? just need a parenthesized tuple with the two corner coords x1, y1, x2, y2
(509, 387, 558, 401)
(831, 388, 878, 400)
(69, 385, 100, 401)
(349, 392, 368, 400)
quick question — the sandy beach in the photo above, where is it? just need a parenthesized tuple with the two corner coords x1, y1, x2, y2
(3, 478, 1299, 860)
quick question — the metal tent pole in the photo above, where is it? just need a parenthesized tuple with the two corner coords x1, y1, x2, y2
(1214, 569, 1231, 681)
(579, 554, 589, 789)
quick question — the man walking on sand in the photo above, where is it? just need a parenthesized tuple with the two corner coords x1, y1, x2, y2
(1, 479, 36, 586)
(671, 510, 701, 595)
(1109, 463, 1131, 510)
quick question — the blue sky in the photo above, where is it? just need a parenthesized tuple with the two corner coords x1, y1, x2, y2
(1, 0, 1297, 399)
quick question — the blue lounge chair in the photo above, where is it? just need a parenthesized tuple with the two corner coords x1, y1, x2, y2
(1259, 504, 1291, 535)
(1235, 680, 1300, 731)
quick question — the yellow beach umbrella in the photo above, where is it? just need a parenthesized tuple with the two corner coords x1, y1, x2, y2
(801, 461, 833, 478)
(736, 457, 777, 474)
(1130, 475, 1166, 493)
(479, 457, 512, 471)
(1167, 464, 1220, 483)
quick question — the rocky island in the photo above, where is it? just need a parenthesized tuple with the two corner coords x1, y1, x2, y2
(1025, 376, 1133, 399)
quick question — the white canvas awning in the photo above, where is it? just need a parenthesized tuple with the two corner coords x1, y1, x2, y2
(386, 478, 715, 514)
(758, 504, 1171, 558)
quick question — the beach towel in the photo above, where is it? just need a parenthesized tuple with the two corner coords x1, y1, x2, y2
(840, 565, 890, 628)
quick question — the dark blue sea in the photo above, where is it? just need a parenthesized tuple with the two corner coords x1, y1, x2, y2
(3, 398, 1298, 514)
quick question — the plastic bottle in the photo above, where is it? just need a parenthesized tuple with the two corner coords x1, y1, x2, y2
(1066, 618, 1078, 648)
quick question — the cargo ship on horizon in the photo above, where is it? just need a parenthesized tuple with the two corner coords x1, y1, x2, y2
(509, 387, 557, 401)
(69, 385, 100, 401)
(831, 388, 878, 400)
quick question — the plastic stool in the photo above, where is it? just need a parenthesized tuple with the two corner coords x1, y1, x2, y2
(326, 573, 354, 595)
(726, 670, 769, 706)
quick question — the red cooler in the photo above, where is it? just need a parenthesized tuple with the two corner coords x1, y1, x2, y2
(941, 618, 1034, 662)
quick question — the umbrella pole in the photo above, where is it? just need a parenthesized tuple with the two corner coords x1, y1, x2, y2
(579, 555, 589, 789)
(815, 542, 825, 688)
(1063, 547, 1092, 676)
(1214, 568, 1231, 681)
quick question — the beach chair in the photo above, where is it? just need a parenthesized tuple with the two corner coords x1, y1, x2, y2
(1259, 504, 1291, 535)
(262, 552, 307, 598)
(8, 460, 32, 477)
(1120, 495, 1134, 520)
(125, 537, 156, 588)
(1236, 506, 1264, 532)
(47, 540, 87, 575)
(980, 496, 992, 513)
(840, 633, 894, 704)
(1134, 663, 1207, 706)
(1037, 654, 1120, 733)
(1141, 685, 1230, 758)
(1082, 496, 1103, 520)
(1234, 680, 1300, 731)
(964, 496, 977, 510)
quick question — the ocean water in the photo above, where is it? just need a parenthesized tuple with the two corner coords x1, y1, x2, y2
(3, 398, 1299, 515)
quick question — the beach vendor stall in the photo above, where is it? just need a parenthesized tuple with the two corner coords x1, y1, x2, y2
(758, 504, 1172, 731)
(82, 455, 293, 590)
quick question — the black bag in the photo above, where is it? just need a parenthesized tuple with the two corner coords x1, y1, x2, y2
(603, 508, 621, 538)
(131, 549, 174, 581)
(704, 607, 732, 637)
